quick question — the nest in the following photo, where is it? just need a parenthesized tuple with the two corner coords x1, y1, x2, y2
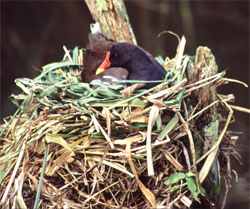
(0, 39, 246, 209)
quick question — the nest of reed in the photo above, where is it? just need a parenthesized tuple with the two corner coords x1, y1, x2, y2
(0, 37, 246, 209)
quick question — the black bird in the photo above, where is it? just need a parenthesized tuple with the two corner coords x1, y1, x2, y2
(96, 43, 168, 89)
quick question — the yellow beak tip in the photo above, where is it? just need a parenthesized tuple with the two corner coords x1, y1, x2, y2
(96, 68, 105, 75)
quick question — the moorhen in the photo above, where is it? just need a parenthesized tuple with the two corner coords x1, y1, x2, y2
(81, 32, 128, 84)
(97, 43, 168, 89)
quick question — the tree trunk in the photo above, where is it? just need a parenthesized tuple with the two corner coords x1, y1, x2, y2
(187, 46, 220, 207)
(85, 0, 137, 44)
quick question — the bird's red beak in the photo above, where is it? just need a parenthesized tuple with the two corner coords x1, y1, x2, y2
(96, 51, 111, 74)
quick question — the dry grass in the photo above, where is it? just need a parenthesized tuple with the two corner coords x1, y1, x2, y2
(0, 41, 248, 209)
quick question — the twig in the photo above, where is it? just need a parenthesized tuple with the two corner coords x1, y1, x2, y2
(229, 104, 250, 114)
(176, 112, 197, 173)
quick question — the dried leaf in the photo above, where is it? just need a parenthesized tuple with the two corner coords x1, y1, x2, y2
(147, 103, 161, 176)
(121, 83, 145, 98)
(127, 149, 156, 208)
(88, 160, 104, 182)
(45, 150, 75, 176)
(45, 133, 72, 151)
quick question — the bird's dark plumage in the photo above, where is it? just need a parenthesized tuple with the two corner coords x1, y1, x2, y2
(98, 43, 168, 88)
(81, 32, 168, 89)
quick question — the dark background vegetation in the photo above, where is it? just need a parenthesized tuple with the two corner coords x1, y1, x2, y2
(1, 1, 249, 208)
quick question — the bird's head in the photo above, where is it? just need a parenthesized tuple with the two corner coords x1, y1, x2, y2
(96, 43, 135, 75)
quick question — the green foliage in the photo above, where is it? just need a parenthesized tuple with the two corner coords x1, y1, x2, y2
(155, 55, 164, 65)
(164, 172, 206, 200)
(158, 113, 179, 140)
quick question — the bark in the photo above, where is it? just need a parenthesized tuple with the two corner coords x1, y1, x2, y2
(85, 0, 137, 44)
(187, 46, 220, 207)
